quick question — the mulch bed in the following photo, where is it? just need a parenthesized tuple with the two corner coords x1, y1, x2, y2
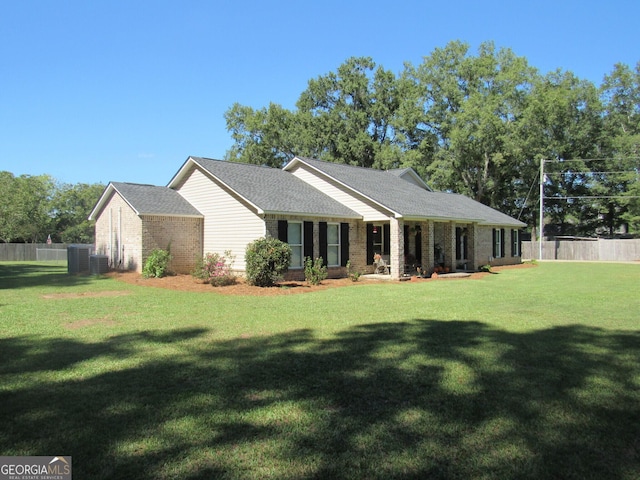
(108, 263, 536, 296)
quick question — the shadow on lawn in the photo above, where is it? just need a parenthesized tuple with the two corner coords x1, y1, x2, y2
(1, 322, 639, 479)
(0, 263, 101, 290)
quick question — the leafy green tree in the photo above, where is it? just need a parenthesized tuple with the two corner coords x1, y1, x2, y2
(407, 41, 536, 215)
(225, 102, 298, 167)
(51, 182, 104, 243)
(519, 70, 606, 236)
(599, 62, 640, 234)
(0, 172, 103, 243)
(295, 57, 404, 169)
(0, 172, 55, 242)
(225, 57, 408, 169)
(0, 172, 18, 243)
(223, 45, 639, 237)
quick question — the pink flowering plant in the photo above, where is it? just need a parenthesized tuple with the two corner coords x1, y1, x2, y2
(192, 250, 237, 287)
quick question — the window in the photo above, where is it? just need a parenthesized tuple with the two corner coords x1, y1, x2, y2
(371, 224, 389, 255)
(493, 228, 505, 258)
(281, 220, 349, 268)
(326, 223, 340, 266)
(288, 221, 303, 268)
(366, 224, 390, 265)
(511, 229, 520, 257)
(372, 225, 383, 254)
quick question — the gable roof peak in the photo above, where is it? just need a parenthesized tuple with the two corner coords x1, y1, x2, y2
(284, 156, 524, 227)
(170, 156, 360, 219)
(89, 181, 202, 220)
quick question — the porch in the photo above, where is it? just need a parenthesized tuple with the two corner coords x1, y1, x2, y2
(365, 219, 476, 280)
(361, 271, 473, 282)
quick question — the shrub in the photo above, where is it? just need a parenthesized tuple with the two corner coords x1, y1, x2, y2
(304, 257, 327, 285)
(346, 260, 361, 282)
(192, 250, 237, 287)
(245, 237, 291, 287)
(143, 248, 172, 278)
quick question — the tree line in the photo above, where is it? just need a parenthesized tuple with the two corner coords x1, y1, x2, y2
(0, 171, 104, 244)
(225, 41, 640, 237)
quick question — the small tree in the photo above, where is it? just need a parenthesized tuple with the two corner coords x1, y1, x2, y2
(245, 237, 291, 287)
(304, 257, 327, 285)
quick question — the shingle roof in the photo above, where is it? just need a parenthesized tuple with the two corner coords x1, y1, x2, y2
(290, 157, 525, 227)
(186, 157, 360, 218)
(110, 182, 202, 216)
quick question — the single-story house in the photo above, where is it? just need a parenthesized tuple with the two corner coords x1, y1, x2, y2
(89, 156, 526, 280)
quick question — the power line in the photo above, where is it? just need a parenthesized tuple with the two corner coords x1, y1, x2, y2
(545, 171, 639, 176)
(517, 174, 538, 220)
(543, 157, 640, 163)
(538, 157, 639, 260)
(544, 195, 640, 200)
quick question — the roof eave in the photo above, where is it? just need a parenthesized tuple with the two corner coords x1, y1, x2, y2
(263, 210, 361, 220)
(139, 213, 204, 219)
(88, 183, 140, 220)
(166, 156, 195, 188)
(173, 156, 265, 215)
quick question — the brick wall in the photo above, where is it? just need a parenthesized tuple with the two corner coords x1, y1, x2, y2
(141, 216, 203, 274)
(94, 192, 203, 274)
(475, 226, 520, 268)
(93, 193, 143, 270)
(264, 214, 358, 281)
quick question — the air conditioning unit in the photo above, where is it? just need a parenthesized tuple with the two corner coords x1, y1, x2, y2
(67, 245, 93, 274)
(89, 254, 109, 275)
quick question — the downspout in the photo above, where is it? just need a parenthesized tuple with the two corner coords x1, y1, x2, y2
(109, 208, 113, 266)
(118, 207, 122, 268)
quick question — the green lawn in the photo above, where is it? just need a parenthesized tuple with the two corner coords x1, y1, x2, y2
(1, 262, 639, 479)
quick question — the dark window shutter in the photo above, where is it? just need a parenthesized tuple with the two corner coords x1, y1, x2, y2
(456, 227, 462, 260)
(500, 229, 505, 258)
(404, 225, 410, 257)
(383, 224, 390, 256)
(304, 221, 314, 259)
(340, 222, 349, 267)
(319, 222, 327, 265)
(278, 220, 288, 242)
(463, 230, 468, 260)
(493, 229, 498, 258)
(366, 224, 374, 265)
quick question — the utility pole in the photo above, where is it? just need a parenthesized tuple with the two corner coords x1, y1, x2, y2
(539, 158, 544, 261)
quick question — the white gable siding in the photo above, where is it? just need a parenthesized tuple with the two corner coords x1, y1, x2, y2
(176, 167, 265, 271)
(288, 164, 392, 221)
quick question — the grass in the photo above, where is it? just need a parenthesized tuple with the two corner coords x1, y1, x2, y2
(1, 261, 639, 479)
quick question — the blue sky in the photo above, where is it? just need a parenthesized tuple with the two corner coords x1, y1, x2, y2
(1, 0, 638, 186)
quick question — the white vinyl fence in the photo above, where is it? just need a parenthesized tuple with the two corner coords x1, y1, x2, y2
(522, 239, 640, 262)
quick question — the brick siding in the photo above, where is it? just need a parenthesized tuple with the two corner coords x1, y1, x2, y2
(94, 192, 202, 274)
(141, 216, 203, 274)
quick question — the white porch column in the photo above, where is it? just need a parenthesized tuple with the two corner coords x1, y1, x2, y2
(390, 217, 404, 280)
